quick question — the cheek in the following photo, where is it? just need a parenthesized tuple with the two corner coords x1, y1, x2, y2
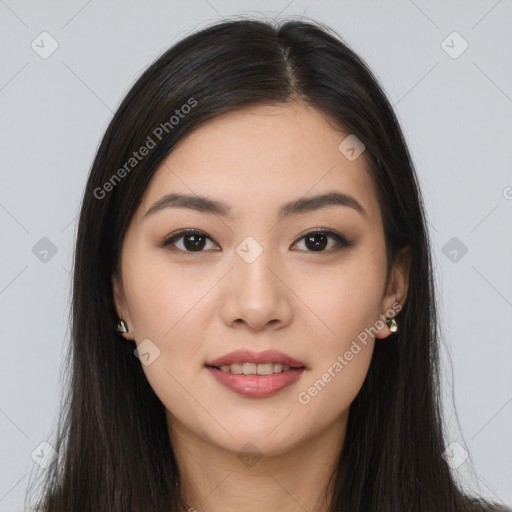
(123, 248, 208, 341)
(292, 251, 384, 408)
(294, 272, 379, 417)
(295, 252, 385, 355)
(121, 255, 212, 412)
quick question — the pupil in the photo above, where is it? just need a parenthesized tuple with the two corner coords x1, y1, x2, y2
(305, 233, 327, 251)
(184, 233, 205, 251)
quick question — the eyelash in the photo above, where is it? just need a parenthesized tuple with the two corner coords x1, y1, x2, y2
(159, 228, 353, 254)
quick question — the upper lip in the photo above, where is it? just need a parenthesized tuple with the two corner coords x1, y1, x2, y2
(206, 349, 306, 368)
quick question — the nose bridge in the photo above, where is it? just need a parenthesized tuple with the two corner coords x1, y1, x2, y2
(221, 234, 293, 330)
(234, 234, 281, 299)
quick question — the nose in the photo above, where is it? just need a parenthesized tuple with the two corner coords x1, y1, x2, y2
(220, 247, 294, 332)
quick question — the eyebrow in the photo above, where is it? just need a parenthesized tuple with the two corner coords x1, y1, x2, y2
(144, 191, 367, 220)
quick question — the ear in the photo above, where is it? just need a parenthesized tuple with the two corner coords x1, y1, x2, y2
(375, 245, 411, 340)
(112, 273, 134, 341)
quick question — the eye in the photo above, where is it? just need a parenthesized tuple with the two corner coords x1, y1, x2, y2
(160, 228, 353, 254)
(292, 229, 352, 252)
(160, 229, 218, 253)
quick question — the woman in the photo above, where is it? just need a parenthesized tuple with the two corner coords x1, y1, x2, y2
(27, 17, 509, 512)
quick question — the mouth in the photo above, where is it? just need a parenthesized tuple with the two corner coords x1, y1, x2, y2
(204, 349, 307, 397)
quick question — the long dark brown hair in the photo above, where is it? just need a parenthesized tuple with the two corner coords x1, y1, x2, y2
(26, 17, 508, 512)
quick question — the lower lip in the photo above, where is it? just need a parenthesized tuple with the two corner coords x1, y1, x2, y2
(206, 366, 306, 398)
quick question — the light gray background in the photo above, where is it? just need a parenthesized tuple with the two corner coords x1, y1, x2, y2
(1, 1, 511, 510)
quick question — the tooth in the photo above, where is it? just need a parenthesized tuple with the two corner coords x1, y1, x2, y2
(242, 363, 257, 375)
(257, 363, 274, 375)
(214, 362, 295, 374)
(230, 363, 243, 374)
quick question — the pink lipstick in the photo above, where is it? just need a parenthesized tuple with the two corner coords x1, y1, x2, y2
(205, 349, 307, 398)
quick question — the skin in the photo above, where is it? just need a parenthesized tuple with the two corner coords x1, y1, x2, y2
(112, 101, 411, 512)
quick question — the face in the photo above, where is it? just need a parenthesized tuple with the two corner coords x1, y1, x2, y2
(112, 101, 410, 458)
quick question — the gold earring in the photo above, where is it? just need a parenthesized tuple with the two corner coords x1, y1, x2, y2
(386, 316, 398, 333)
(116, 319, 128, 333)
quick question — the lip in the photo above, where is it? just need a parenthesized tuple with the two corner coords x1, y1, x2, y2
(205, 349, 306, 368)
(206, 366, 306, 398)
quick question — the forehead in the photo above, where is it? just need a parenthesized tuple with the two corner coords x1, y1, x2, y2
(138, 102, 381, 227)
